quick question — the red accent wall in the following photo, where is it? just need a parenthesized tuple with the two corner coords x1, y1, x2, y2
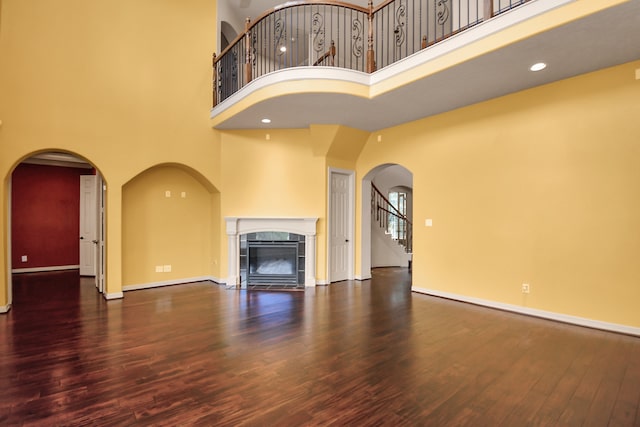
(11, 164, 90, 269)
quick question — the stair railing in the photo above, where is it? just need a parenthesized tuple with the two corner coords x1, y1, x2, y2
(313, 40, 336, 66)
(213, 0, 532, 106)
(371, 182, 412, 253)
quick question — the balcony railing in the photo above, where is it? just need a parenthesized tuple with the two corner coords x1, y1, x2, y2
(213, 0, 530, 106)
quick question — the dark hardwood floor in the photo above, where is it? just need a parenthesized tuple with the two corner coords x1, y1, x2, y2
(1, 269, 639, 426)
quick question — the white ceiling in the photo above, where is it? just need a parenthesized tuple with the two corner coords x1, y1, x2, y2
(213, 0, 640, 131)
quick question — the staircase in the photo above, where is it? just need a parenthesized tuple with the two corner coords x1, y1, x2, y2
(371, 183, 412, 268)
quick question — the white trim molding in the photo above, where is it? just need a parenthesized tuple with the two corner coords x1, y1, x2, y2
(0, 304, 11, 314)
(103, 292, 124, 300)
(122, 276, 221, 292)
(413, 287, 640, 337)
(12, 265, 80, 274)
(225, 217, 319, 289)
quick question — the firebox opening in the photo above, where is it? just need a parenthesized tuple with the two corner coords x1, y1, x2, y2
(240, 232, 305, 289)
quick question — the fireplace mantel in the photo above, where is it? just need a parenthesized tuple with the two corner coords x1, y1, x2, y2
(225, 217, 318, 288)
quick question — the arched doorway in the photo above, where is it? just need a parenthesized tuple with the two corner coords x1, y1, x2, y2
(7, 151, 106, 308)
(360, 163, 413, 280)
(220, 21, 238, 52)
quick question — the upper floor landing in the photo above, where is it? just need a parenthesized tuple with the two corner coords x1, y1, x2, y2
(210, 0, 640, 131)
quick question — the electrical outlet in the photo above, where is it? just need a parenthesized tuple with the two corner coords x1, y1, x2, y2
(21, 255, 28, 262)
(522, 283, 530, 294)
(155, 266, 163, 273)
(163, 265, 172, 273)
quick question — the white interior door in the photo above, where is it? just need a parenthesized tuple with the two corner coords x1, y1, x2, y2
(329, 170, 353, 282)
(79, 175, 97, 276)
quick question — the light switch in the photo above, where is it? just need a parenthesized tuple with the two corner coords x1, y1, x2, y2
(181, 191, 186, 198)
(425, 219, 433, 227)
(21, 255, 28, 262)
(165, 190, 171, 198)
(163, 265, 172, 272)
(155, 265, 163, 272)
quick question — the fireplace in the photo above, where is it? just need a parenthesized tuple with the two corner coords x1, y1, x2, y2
(225, 217, 318, 289)
(240, 232, 305, 287)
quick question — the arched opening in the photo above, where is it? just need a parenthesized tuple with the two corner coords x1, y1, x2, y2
(220, 21, 238, 52)
(360, 163, 413, 281)
(122, 163, 219, 290)
(7, 150, 106, 309)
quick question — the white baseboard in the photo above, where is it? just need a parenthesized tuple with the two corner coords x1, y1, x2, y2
(315, 280, 330, 286)
(12, 265, 80, 274)
(122, 276, 220, 292)
(355, 275, 371, 281)
(0, 304, 11, 313)
(412, 287, 640, 337)
(104, 292, 123, 300)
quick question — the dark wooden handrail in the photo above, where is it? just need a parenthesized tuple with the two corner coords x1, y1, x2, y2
(371, 182, 412, 253)
(214, 1, 368, 64)
(376, 205, 407, 222)
(213, 0, 534, 105)
(371, 182, 411, 225)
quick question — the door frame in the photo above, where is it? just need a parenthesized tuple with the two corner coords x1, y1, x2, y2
(4, 179, 13, 312)
(327, 167, 355, 283)
(96, 175, 105, 294)
(4, 153, 107, 312)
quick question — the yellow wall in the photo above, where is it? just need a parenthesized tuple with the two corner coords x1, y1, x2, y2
(358, 60, 640, 327)
(122, 165, 217, 286)
(219, 129, 328, 281)
(0, 0, 220, 303)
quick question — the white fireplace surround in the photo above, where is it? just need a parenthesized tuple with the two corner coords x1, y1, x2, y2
(225, 217, 318, 288)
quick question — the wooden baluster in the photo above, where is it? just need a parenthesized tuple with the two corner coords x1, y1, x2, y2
(484, 0, 494, 21)
(366, 0, 376, 73)
(212, 53, 217, 107)
(244, 18, 252, 85)
(329, 40, 336, 66)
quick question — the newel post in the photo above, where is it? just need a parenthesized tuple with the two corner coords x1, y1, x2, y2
(212, 53, 217, 107)
(484, 0, 494, 20)
(244, 17, 253, 85)
(366, 0, 376, 73)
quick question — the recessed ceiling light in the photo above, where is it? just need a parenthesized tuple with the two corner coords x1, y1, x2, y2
(530, 62, 547, 72)
(261, 118, 271, 124)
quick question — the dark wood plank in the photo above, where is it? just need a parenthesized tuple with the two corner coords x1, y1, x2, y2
(0, 269, 639, 426)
